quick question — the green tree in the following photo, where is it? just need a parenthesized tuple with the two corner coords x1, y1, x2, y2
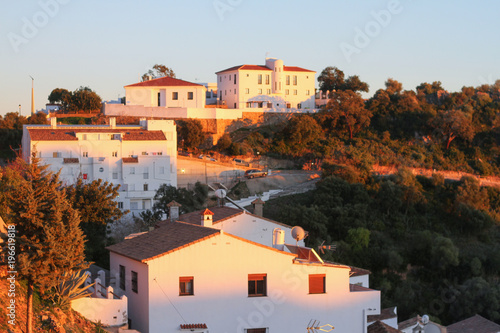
(70, 86, 102, 113)
(3, 157, 86, 333)
(152, 182, 208, 218)
(65, 179, 125, 266)
(323, 90, 372, 139)
(318, 66, 345, 92)
(431, 109, 475, 149)
(178, 119, 205, 149)
(142, 64, 176, 81)
(48, 88, 71, 108)
(343, 75, 369, 93)
(282, 114, 323, 157)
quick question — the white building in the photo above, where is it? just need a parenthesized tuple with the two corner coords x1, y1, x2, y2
(125, 76, 206, 108)
(216, 58, 316, 110)
(22, 118, 177, 214)
(108, 209, 381, 333)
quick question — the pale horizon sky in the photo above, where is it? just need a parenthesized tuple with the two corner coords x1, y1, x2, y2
(1, 0, 499, 117)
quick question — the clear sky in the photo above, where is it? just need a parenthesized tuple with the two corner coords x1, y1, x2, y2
(1, 0, 499, 117)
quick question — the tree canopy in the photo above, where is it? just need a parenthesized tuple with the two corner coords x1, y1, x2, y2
(142, 64, 176, 81)
(47, 86, 102, 113)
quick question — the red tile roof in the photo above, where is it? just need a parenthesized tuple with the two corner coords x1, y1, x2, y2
(201, 208, 214, 216)
(122, 157, 138, 163)
(125, 76, 203, 88)
(180, 323, 208, 330)
(216, 64, 315, 74)
(368, 321, 402, 333)
(28, 128, 166, 141)
(106, 221, 220, 262)
(447, 314, 500, 333)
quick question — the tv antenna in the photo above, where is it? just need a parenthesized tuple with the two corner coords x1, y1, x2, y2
(317, 240, 336, 255)
(307, 320, 335, 332)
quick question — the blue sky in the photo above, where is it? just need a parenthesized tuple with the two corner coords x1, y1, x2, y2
(1, 0, 499, 116)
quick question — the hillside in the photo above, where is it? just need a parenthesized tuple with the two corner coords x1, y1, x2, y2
(0, 268, 102, 333)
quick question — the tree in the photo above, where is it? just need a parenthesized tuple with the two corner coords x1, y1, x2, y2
(323, 90, 372, 139)
(142, 64, 176, 81)
(178, 119, 205, 149)
(69, 86, 102, 113)
(343, 75, 369, 93)
(3, 156, 86, 333)
(385, 78, 403, 95)
(152, 182, 208, 218)
(431, 109, 475, 149)
(318, 66, 345, 92)
(64, 178, 125, 266)
(282, 114, 323, 157)
(48, 88, 71, 108)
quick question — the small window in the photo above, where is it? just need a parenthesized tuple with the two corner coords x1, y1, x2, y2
(285, 89, 289, 95)
(286, 103, 291, 109)
(172, 92, 178, 100)
(298, 103, 302, 109)
(234, 103, 237, 108)
(143, 172, 149, 179)
(219, 76, 222, 82)
(306, 90, 310, 96)
(248, 274, 266, 297)
(293, 90, 297, 95)
(119, 265, 125, 290)
(118, 202, 123, 209)
(132, 271, 138, 293)
(142, 151, 148, 155)
(112, 172, 118, 179)
(267, 102, 272, 108)
(286, 75, 290, 85)
(143, 184, 148, 191)
(234, 74, 236, 84)
(130, 201, 138, 210)
(53, 152, 61, 158)
(229, 75, 231, 80)
(258, 102, 263, 108)
(112, 151, 117, 157)
(257, 74, 262, 84)
(187, 92, 194, 100)
(245, 88, 249, 94)
(309, 274, 325, 294)
(258, 89, 262, 94)
(82, 152, 88, 157)
(246, 102, 252, 108)
(179, 276, 194, 296)
(293, 75, 297, 85)
(265, 75, 270, 85)
(266, 89, 271, 94)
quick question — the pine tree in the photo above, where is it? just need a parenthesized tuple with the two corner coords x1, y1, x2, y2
(4, 156, 86, 333)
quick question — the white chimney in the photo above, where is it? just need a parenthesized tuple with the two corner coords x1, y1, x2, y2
(252, 198, 265, 217)
(273, 228, 285, 251)
(201, 208, 214, 227)
(50, 117, 57, 129)
(167, 200, 182, 222)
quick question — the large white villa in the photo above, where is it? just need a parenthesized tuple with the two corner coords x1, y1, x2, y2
(22, 118, 177, 214)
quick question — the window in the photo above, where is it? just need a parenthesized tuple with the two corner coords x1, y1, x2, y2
(132, 271, 138, 293)
(118, 202, 123, 209)
(293, 75, 297, 85)
(179, 276, 194, 296)
(257, 74, 262, 84)
(119, 265, 125, 290)
(187, 92, 194, 100)
(286, 103, 291, 109)
(229, 75, 231, 80)
(112, 151, 117, 157)
(248, 274, 266, 296)
(293, 90, 297, 95)
(286, 75, 290, 85)
(265, 75, 270, 85)
(112, 173, 118, 179)
(246, 102, 252, 108)
(246, 329, 267, 333)
(285, 89, 289, 95)
(130, 201, 138, 210)
(306, 90, 310, 96)
(234, 74, 236, 84)
(130, 167, 135, 174)
(143, 184, 148, 191)
(309, 274, 325, 294)
(157, 92, 161, 106)
(144, 172, 149, 179)
(142, 151, 148, 155)
(219, 76, 222, 82)
(234, 103, 237, 108)
(258, 102, 263, 108)
(82, 152, 88, 157)
(267, 102, 272, 108)
(172, 92, 178, 100)
(297, 103, 302, 109)
(258, 89, 262, 94)
(266, 89, 271, 94)
(53, 152, 61, 158)
(245, 88, 249, 94)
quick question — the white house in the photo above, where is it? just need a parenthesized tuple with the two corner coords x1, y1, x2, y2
(107, 221, 381, 333)
(22, 118, 177, 214)
(216, 58, 316, 110)
(125, 76, 206, 108)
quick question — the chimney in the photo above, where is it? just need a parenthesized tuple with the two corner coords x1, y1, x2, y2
(50, 117, 57, 129)
(167, 200, 182, 222)
(251, 198, 265, 217)
(109, 117, 116, 129)
(201, 208, 214, 227)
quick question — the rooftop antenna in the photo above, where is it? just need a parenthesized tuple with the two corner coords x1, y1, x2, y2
(317, 240, 336, 255)
(215, 188, 227, 207)
(307, 319, 335, 332)
(29, 75, 34, 116)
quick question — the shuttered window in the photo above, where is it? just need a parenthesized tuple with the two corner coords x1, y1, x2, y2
(309, 274, 325, 294)
(248, 274, 267, 297)
(179, 276, 194, 296)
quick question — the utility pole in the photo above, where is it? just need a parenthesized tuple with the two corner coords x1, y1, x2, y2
(29, 75, 35, 116)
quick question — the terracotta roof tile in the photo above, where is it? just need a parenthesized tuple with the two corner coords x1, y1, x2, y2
(106, 221, 220, 262)
(28, 128, 166, 141)
(180, 323, 208, 330)
(216, 65, 272, 74)
(368, 321, 402, 333)
(125, 76, 204, 88)
(122, 157, 138, 163)
(447, 314, 500, 333)
(368, 307, 397, 322)
(201, 208, 214, 215)
(283, 65, 316, 72)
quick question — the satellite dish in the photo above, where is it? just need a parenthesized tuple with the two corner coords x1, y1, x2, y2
(421, 315, 429, 325)
(215, 189, 227, 199)
(291, 226, 306, 242)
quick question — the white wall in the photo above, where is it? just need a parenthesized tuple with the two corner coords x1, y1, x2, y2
(111, 232, 380, 333)
(125, 85, 206, 108)
(71, 296, 128, 327)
